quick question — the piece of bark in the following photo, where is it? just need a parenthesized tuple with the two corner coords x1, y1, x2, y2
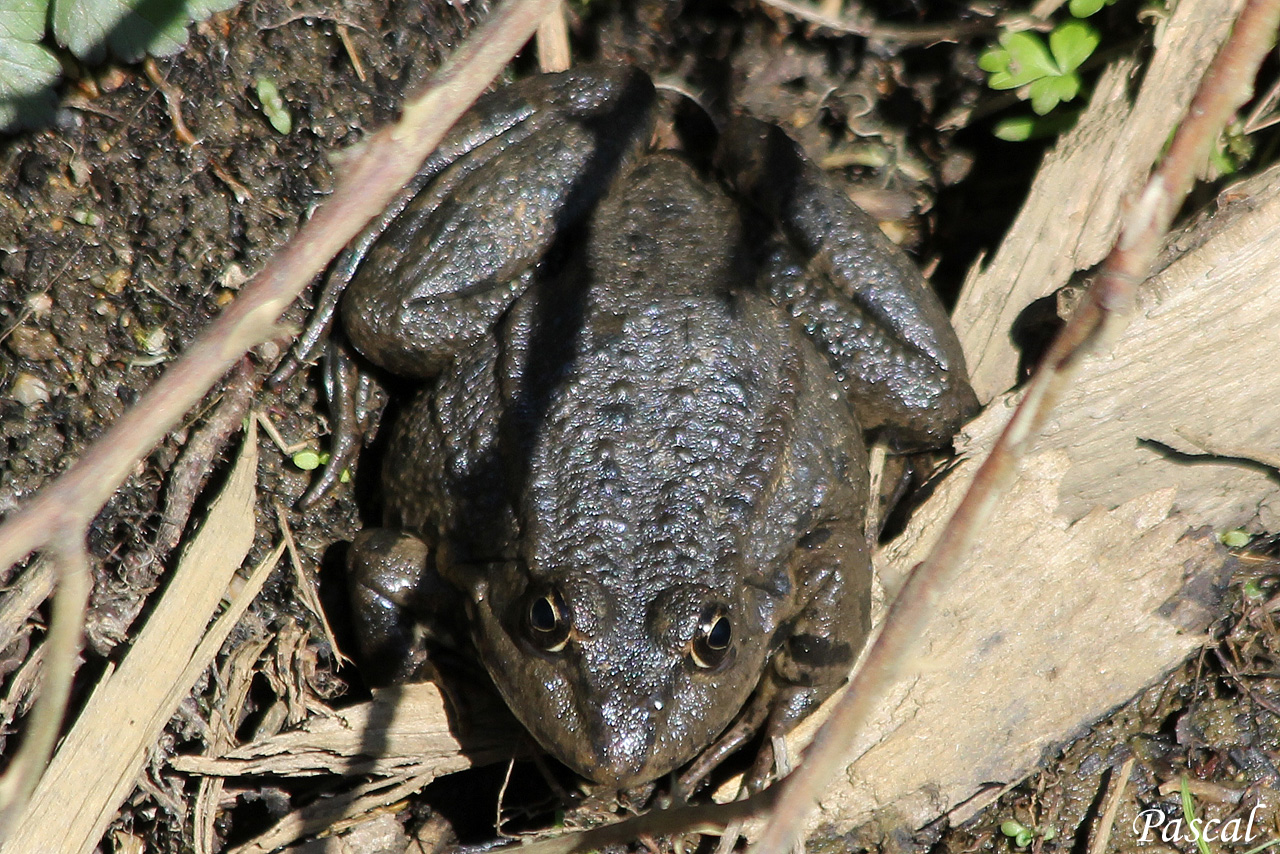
(788, 441, 1228, 838)
(170, 681, 513, 779)
(952, 0, 1247, 401)
(1050, 164, 1280, 527)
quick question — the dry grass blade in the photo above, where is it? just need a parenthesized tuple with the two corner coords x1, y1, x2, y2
(0, 425, 263, 854)
(747, 2, 1280, 851)
(1087, 757, 1137, 854)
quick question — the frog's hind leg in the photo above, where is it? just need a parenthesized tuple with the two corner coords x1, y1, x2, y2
(342, 68, 657, 380)
(716, 116, 978, 450)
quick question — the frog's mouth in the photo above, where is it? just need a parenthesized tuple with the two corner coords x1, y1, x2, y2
(498, 652, 753, 789)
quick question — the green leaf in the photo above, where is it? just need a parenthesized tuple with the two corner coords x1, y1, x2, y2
(993, 116, 1037, 141)
(1070, 0, 1116, 14)
(0, 0, 61, 131)
(1050, 20, 1100, 73)
(292, 450, 322, 471)
(1029, 72, 1080, 114)
(993, 110, 1080, 141)
(1001, 821, 1030, 839)
(52, 0, 240, 64)
(1180, 776, 1214, 854)
(988, 31, 1059, 89)
(1069, 0, 1105, 15)
(0, 0, 50, 41)
(978, 45, 1011, 74)
(1220, 528, 1250, 547)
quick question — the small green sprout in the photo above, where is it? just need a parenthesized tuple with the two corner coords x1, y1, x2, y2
(1001, 819, 1057, 848)
(1208, 121, 1255, 177)
(1181, 776, 1213, 854)
(255, 77, 292, 135)
(1243, 579, 1264, 600)
(1219, 528, 1251, 548)
(133, 326, 169, 355)
(292, 449, 330, 471)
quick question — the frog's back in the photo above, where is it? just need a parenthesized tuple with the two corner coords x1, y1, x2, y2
(519, 156, 830, 595)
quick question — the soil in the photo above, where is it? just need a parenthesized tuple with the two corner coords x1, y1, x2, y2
(0, 0, 1277, 852)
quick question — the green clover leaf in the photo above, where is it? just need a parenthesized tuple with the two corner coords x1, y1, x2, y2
(1050, 20, 1100, 74)
(984, 31, 1059, 89)
(1069, 0, 1115, 17)
(1029, 72, 1080, 114)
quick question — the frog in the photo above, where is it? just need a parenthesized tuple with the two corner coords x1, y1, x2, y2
(317, 65, 979, 792)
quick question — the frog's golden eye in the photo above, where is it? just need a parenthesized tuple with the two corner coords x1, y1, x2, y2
(525, 587, 571, 653)
(691, 606, 732, 670)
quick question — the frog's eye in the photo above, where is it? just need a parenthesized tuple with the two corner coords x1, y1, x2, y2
(691, 606, 732, 670)
(525, 587, 571, 653)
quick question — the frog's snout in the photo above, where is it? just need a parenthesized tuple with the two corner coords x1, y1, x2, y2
(580, 690, 667, 788)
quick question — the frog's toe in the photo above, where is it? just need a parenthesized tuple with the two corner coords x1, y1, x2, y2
(296, 337, 385, 509)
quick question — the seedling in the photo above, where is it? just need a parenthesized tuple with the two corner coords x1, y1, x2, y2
(256, 76, 292, 135)
(1001, 818, 1057, 848)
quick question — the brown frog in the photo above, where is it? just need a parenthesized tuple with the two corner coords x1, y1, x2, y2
(321, 66, 977, 791)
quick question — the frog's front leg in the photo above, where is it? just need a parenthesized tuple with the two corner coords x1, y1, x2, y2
(347, 528, 463, 686)
(767, 517, 873, 732)
(677, 517, 872, 797)
(717, 117, 979, 450)
(342, 66, 656, 378)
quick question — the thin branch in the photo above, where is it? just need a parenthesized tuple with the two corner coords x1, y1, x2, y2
(757, 0, 1000, 43)
(748, 2, 1280, 851)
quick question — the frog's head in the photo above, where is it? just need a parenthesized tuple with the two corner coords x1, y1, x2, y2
(457, 561, 783, 788)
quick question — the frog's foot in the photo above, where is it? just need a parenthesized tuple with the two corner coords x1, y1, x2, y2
(672, 700, 771, 801)
(296, 336, 386, 508)
(675, 668, 845, 801)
